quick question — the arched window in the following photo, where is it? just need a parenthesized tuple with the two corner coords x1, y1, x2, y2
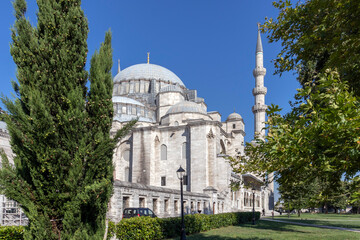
(125, 167, 129, 182)
(174, 121, 179, 126)
(161, 144, 167, 160)
(220, 140, 226, 154)
(123, 150, 130, 162)
(182, 142, 187, 159)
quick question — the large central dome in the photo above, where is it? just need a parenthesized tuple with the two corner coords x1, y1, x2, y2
(114, 63, 185, 87)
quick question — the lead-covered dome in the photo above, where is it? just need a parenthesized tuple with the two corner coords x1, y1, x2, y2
(114, 63, 185, 87)
(166, 101, 206, 115)
(226, 112, 243, 121)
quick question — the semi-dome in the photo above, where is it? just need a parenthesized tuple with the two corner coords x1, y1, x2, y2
(114, 63, 185, 87)
(166, 101, 206, 115)
(226, 112, 243, 121)
(112, 96, 144, 106)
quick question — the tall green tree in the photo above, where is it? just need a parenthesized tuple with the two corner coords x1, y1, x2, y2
(229, 70, 360, 199)
(265, 0, 360, 96)
(277, 171, 320, 217)
(0, 0, 135, 239)
(229, 0, 360, 210)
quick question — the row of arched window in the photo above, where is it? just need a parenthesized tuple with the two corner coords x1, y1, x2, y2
(160, 142, 187, 160)
(244, 193, 261, 207)
(121, 142, 187, 162)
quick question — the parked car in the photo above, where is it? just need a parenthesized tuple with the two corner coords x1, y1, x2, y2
(122, 208, 157, 219)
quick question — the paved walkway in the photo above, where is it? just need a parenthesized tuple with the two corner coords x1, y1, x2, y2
(261, 218, 360, 233)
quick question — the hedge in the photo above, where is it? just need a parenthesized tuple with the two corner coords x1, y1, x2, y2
(0, 226, 24, 240)
(109, 211, 260, 239)
(115, 216, 163, 240)
(1, 212, 260, 240)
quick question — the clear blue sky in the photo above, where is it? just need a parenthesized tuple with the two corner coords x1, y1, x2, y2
(0, 0, 300, 201)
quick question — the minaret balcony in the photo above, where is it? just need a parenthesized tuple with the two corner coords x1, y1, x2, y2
(252, 104, 267, 113)
(252, 87, 267, 96)
(253, 67, 266, 77)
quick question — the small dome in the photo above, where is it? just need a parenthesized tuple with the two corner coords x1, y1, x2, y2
(112, 96, 144, 106)
(114, 63, 185, 87)
(166, 101, 206, 115)
(226, 112, 242, 121)
(159, 84, 183, 94)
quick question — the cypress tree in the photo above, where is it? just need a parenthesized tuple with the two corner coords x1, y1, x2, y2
(0, 0, 136, 239)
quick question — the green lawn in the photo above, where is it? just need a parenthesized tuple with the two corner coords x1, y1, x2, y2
(272, 213, 360, 230)
(168, 220, 360, 240)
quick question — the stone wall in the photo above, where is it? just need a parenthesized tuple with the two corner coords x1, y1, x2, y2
(108, 180, 227, 223)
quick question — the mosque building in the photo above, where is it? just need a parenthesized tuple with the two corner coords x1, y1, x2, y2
(0, 27, 273, 225)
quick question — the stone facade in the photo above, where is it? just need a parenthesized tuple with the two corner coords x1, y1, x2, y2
(0, 28, 273, 225)
(107, 29, 273, 222)
(0, 122, 28, 226)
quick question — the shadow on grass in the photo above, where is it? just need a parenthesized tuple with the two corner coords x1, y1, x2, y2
(178, 220, 309, 240)
(249, 220, 309, 233)
(275, 213, 360, 220)
(272, 218, 360, 230)
(185, 235, 270, 240)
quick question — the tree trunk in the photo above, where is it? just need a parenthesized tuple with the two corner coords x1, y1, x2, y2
(325, 203, 328, 214)
(288, 203, 290, 218)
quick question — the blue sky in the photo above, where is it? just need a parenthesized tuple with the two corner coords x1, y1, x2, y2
(0, 1, 301, 201)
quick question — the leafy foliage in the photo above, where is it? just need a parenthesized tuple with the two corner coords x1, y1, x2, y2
(230, 0, 360, 211)
(0, 0, 136, 239)
(277, 173, 319, 216)
(108, 212, 259, 239)
(229, 70, 360, 200)
(115, 217, 163, 240)
(264, 0, 360, 96)
(348, 176, 360, 213)
(0, 226, 24, 240)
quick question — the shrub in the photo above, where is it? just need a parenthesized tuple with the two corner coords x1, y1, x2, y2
(112, 211, 260, 239)
(106, 221, 116, 240)
(115, 217, 163, 240)
(157, 217, 181, 239)
(187, 214, 211, 233)
(0, 226, 24, 240)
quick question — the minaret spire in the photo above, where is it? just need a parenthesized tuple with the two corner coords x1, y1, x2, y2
(252, 24, 267, 139)
(256, 23, 263, 53)
(117, 59, 121, 73)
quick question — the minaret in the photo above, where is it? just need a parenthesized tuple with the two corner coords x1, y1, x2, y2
(252, 25, 274, 211)
(252, 24, 267, 139)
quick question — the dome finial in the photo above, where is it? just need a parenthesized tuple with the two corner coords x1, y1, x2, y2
(118, 59, 121, 73)
(147, 52, 150, 64)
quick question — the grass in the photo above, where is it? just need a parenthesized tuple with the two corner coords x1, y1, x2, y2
(271, 213, 360, 229)
(168, 220, 360, 240)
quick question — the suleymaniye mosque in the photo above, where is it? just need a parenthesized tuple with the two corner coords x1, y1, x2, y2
(0, 28, 273, 225)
